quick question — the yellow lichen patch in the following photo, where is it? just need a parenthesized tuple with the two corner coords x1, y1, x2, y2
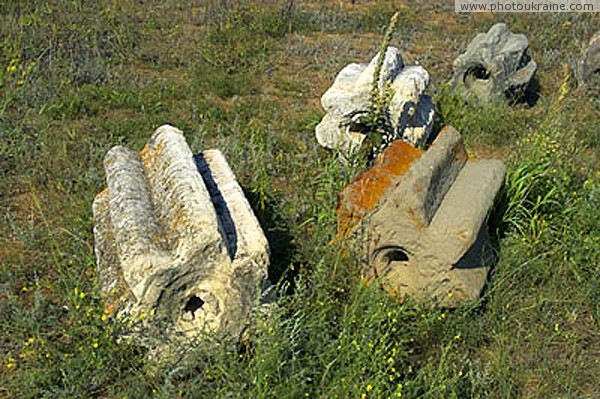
(139, 144, 151, 163)
(155, 139, 166, 155)
(337, 140, 423, 236)
(140, 138, 166, 166)
(171, 211, 187, 235)
(103, 282, 135, 316)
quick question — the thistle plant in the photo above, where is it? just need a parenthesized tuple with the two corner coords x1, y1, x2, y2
(371, 12, 400, 105)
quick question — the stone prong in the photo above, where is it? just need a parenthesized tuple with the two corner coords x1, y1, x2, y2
(103, 146, 166, 289)
(141, 125, 226, 260)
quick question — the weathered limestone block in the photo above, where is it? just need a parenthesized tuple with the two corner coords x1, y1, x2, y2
(93, 125, 269, 348)
(316, 46, 435, 157)
(338, 126, 505, 306)
(451, 23, 537, 104)
(574, 31, 600, 88)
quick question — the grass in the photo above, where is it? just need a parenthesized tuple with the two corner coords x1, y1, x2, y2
(1, 1, 598, 398)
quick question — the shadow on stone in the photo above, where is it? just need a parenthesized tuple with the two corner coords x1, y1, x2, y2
(195, 154, 238, 260)
(507, 75, 540, 107)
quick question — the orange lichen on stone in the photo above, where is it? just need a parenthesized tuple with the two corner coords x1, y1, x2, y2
(140, 138, 166, 164)
(139, 144, 151, 162)
(337, 140, 423, 236)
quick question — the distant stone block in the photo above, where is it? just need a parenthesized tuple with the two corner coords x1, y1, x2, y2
(574, 31, 599, 89)
(93, 125, 269, 352)
(451, 23, 537, 105)
(338, 126, 505, 305)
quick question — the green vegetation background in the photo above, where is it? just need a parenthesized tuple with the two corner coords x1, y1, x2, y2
(1, 1, 598, 398)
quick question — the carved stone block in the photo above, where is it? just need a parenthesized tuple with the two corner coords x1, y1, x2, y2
(315, 46, 435, 158)
(451, 23, 537, 105)
(338, 126, 505, 305)
(93, 125, 269, 349)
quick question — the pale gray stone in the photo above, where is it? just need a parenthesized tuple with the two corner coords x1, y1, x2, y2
(451, 23, 537, 104)
(389, 66, 435, 147)
(338, 127, 505, 306)
(315, 46, 434, 157)
(93, 125, 269, 354)
(574, 31, 600, 88)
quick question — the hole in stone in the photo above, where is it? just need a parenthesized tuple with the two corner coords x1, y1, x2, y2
(349, 121, 368, 134)
(383, 249, 409, 263)
(372, 247, 410, 279)
(464, 65, 490, 86)
(348, 114, 371, 135)
(517, 52, 531, 70)
(183, 295, 204, 319)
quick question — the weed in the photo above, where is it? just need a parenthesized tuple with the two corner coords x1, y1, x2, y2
(351, 12, 400, 161)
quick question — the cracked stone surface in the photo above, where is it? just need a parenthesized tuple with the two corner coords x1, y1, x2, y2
(451, 23, 537, 105)
(315, 46, 435, 158)
(338, 126, 506, 306)
(93, 125, 269, 354)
